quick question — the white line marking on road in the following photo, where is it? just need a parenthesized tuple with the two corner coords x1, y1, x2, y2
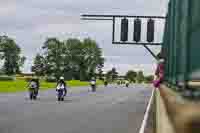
(139, 89, 155, 133)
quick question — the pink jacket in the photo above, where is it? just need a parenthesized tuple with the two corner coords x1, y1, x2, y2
(153, 63, 164, 88)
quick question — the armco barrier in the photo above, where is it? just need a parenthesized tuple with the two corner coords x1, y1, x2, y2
(155, 88, 175, 133)
(156, 85, 200, 133)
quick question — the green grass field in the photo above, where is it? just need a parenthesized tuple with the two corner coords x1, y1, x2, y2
(0, 79, 103, 93)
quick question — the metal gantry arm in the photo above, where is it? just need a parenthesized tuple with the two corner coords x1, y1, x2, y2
(81, 14, 166, 60)
(143, 45, 159, 60)
(81, 14, 166, 19)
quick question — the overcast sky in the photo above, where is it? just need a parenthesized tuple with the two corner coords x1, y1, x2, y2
(0, 0, 169, 75)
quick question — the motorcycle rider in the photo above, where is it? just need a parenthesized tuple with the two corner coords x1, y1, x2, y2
(28, 77, 39, 100)
(56, 77, 67, 101)
(90, 77, 96, 92)
(153, 59, 164, 88)
(125, 80, 130, 87)
(104, 79, 108, 87)
(117, 80, 120, 85)
(35, 77, 40, 97)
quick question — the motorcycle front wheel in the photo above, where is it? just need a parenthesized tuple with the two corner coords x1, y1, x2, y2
(61, 97, 64, 101)
(58, 97, 61, 101)
(92, 86, 96, 92)
(29, 93, 33, 100)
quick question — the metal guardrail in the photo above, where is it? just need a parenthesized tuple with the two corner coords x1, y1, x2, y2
(156, 84, 200, 133)
(155, 88, 175, 133)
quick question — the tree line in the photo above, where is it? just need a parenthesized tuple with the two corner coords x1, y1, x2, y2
(0, 35, 153, 83)
(124, 70, 154, 83)
(0, 36, 26, 75)
(0, 36, 104, 81)
(31, 37, 104, 81)
(105, 68, 154, 83)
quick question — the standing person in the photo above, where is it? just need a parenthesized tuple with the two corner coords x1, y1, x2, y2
(153, 59, 164, 88)
(56, 77, 67, 101)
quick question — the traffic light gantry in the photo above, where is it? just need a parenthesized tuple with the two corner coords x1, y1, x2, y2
(81, 14, 166, 59)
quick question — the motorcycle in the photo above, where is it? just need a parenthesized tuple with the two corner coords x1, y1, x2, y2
(57, 89, 65, 101)
(104, 81, 108, 87)
(28, 80, 39, 100)
(90, 81, 96, 92)
(56, 85, 66, 101)
(117, 81, 120, 85)
(29, 88, 38, 100)
(125, 83, 129, 87)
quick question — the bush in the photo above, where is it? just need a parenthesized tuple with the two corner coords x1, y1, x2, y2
(45, 76, 57, 82)
(0, 75, 15, 81)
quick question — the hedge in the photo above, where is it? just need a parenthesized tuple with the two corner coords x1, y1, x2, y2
(45, 76, 57, 82)
(0, 76, 15, 81)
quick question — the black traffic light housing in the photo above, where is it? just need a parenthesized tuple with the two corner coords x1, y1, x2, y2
(120, 18, 128, 42)
(81, 14, 165, 61)
(147, 19, 155, 42)
(133, 19, 141, 42)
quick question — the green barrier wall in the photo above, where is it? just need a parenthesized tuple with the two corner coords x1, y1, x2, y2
(162, 0, 200, 88)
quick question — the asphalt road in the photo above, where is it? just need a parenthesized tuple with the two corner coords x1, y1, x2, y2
(0, 84, 152, 133)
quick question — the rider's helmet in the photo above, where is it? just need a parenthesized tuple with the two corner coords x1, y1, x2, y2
(60, 76, 64, 80)
(158, 59, 164, 64)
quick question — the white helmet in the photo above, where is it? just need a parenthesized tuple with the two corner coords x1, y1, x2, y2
(158, 59, 164, 64)
(60, 76, 64, 80)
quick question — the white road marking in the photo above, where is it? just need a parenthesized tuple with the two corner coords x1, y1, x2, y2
(139, 89, 155, 133)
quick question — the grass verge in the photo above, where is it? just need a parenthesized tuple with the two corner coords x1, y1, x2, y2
(0, 79, 103, 93)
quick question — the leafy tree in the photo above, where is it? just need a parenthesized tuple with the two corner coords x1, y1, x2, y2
(111, 67, 118, 81)
(105, 70, 112, 82)
(42, 38, 65, 79)
(136, 71, 145, 83)
(125, 70, 137, 82)
(65, 38, 87, 80)
(144, 75, 154, 83)
(106, 67, 118, 82)
(64, 38, 104, 80)
(80, 38, 104, 80)
(97, 64, 104, 80)
(31, 54, 46, 76)
(39, 37, 104, 80)
(0, 36, 26, 75)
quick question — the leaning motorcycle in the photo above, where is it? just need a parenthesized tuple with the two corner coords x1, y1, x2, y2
(104, 81, 108, 87)
(90, 81, 96, 92)
(126, 83, 129, 87)
(29, 88, 38, 100)
(56, 86, 65, 101)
